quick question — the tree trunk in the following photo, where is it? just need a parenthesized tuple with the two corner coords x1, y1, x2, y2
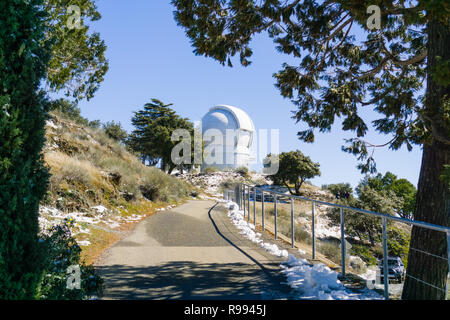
(402, 18, 450, 300)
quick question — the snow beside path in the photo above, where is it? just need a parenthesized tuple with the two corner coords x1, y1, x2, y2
(281, 255, 382, 300)
(224, 200, 383, 300)
(225, 201, 288, 258)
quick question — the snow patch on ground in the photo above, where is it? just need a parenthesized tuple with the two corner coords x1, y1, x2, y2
(281, 254, 382, 300)
(77, 240, 91, 246)
(226, 201, 288, 258)
(39, 202, 181, 246)
(92, 205, 108, 214)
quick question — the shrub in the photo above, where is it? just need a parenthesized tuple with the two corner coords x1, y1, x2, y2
(45, 152, 103, 189)
(140, 184, 160, 202)
(235, 166, 249, 178)
(103, 121, 127, 143)
(318, 240, 341, 264)
(202, 166, 219, 174)
(350, 244, 378, 266)
(219, 178, 242, 193)
(294, 227, 312, 245)
(35, 222, 103, 299)
(49, 99, 89, 127)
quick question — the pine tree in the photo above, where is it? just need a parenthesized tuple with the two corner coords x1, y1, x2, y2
(0, 0, 52, 298)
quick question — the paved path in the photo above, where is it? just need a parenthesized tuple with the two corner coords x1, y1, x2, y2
(96, 200, 294, 300)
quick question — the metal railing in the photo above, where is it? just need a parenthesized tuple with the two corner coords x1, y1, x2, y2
(223, 183, 450, 300)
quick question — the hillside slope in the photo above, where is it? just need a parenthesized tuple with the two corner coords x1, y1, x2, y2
(39, 112, 194, 264)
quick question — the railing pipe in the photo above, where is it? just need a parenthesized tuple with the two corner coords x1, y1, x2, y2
(247, 186, 250, 222)
(274, 194, 278, 240)
(243, 185, 246, 218)
(312, 201, 316, 260)
(253, 188, 256, 224)
(382, 217, 389, 300)
(340, 207, 345, 277)
(291, 197, 295, 248)
(261, 190, 265, 231)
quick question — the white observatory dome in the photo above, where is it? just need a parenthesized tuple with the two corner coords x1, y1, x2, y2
(202, 105, 255, 170)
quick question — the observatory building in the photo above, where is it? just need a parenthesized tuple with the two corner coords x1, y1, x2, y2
(202, 105, 255, 170)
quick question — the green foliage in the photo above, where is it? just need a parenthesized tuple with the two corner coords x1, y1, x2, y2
(322, 183, 353, 198)
(49, 98, 89, 126)
(87, 119, 101, 129)
(264, 150, 320, 195)
(440, 164, 450, 188)
(359, 172, 417, 219)
(387, 226, 411, 267)
(350, 244, 378, 266)
(49, 98, 101, 129)
(0, 0, 52, 299)
(327, 183, 400, 246)
(103, 121, 128, 143)
(127, 99, 198, 173)
(43, 0, 109, 101)
(35, 222, 103, 299)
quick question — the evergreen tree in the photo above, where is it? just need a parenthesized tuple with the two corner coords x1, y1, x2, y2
(0, 0, 51, 298)
(172, 0, 449, 299)
(127, 99, 197, 174)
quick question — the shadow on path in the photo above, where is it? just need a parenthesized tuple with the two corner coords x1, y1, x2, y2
(97, 261, 290, 300)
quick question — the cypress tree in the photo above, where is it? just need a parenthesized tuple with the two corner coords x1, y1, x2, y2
(0, 0, 51, 299)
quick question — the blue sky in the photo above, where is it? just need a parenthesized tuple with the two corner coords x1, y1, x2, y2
(76, 0, 422, 190)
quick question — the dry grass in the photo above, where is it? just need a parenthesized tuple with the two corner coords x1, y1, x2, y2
(45, 151, 105, 188)
(43, 112, 193, 266)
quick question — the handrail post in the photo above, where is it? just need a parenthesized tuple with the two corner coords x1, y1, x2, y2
(261, 190, 265, 231)
(274, 194, 278, 240)
(340, 207, 345, 277)
(312, 201, 316, 260)
(247, 185, 250, 222)
(382, 217, 389, 300)
(239, 185, 242, 208)
(253, 188, 256, 224)
(447, 232, 450, 300)
(291, 197, 295, 248)
(243, 185, 246, 218)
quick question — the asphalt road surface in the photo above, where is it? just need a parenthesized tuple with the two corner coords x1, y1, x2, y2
(96, 200, 294, 300)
